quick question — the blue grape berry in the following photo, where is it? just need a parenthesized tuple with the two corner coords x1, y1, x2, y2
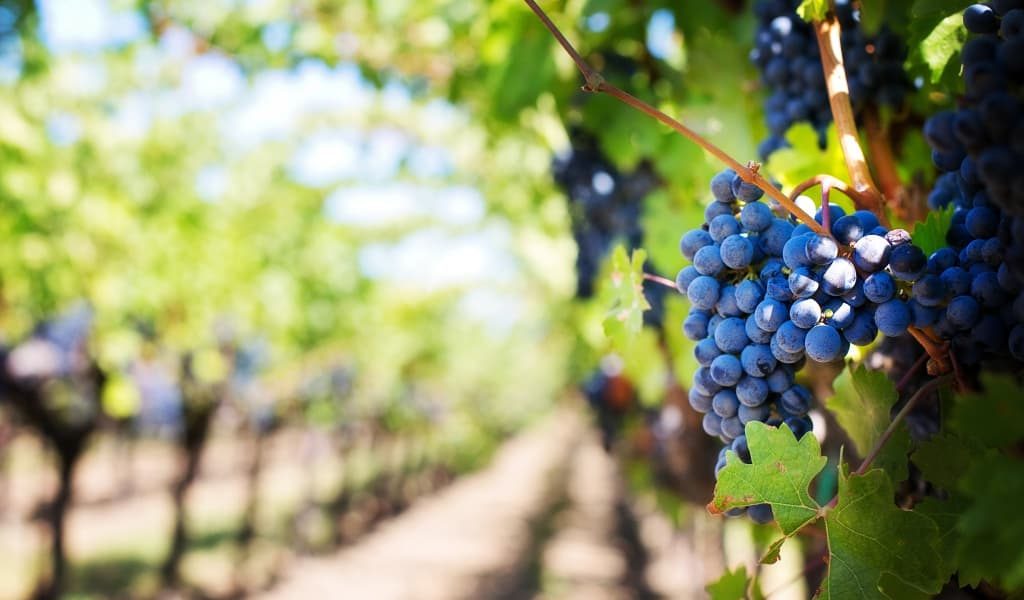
(875, 299, 911, 336)
(805, 324, 843, 362)
(688, 276, 721, 310)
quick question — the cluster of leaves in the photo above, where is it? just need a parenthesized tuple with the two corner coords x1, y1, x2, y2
(703, 367, 1024, 598)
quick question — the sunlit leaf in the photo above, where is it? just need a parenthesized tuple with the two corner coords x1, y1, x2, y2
(709, 421, 825, 535)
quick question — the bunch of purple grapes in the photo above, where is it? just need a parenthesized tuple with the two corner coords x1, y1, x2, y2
(553, 129, 668, 326)
(917, 2, 1024, 363)
(676, 168, 936, 521)
(750, 0, 912, 158)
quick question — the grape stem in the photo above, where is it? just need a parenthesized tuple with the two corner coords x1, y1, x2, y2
(788, 174, 876, 215)
(907, 326, 952, 376)
(643, 272, 677, 289)
(895, 352, 929, 392)
(854, 374, 953, 476)
(821, 180, 832, 232)
(812, 15, 886, 220)
(521, 0, 830, 237)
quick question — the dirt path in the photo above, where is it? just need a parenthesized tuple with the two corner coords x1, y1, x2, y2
(537, 432, 648, 599)
(260, 409, 585, 600)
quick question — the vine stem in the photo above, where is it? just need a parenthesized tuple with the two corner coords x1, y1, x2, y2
(812, 15, 885, 218)
(788, 174, 874, 213)
(643, 272, 677, 290)
(522, 0, 830, 237)
(854, 375, 952, 476)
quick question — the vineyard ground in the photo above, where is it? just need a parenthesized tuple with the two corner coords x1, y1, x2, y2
(0, 404, 806, 599)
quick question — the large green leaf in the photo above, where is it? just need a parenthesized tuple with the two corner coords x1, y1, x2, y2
(915, 496, 969, 582)
(955, 454, 1024, 589)
(825, 364, 909, 482)
(910, 432, 977, 490)
(936, 376, 1024, 589)
(819, 468, 944, 599)
(949, 374, 1024, 448)
(709, 421, 826, 535)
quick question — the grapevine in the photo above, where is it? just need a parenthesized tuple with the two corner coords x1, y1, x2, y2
(529, 0, 1024, 596)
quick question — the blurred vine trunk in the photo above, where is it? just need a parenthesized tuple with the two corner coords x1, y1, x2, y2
(161, 374, 218, 588)
(0, 416, 12, 512)
(232, 424, 267, 589)
(112, 417, 136, 498)
(24, 421, 97, 600)
(41, 444, 82, 600)
(0, 346, 104, 600)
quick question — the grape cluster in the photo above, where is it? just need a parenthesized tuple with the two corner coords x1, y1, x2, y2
(676, 169, 934, 521)
(914, 2, 1024, 363)
(553, 129, 668, 326)
(750, 0, 912, 159)
(927, 2, 1024, 215)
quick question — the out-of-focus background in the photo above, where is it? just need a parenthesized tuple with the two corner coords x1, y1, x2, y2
(0, 1, 806, 598)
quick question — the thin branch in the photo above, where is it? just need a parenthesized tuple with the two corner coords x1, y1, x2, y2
(522, 0, 830, 237)
(895, 352, 928, 393)
(812, 16, 885, 216)
(523, 0, 603, 90)
(643, 272, 677, 289)
(788, 174, 875, 213)
(854, 375, 952, 475)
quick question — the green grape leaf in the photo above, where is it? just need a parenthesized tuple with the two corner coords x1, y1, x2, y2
(897, 130, 940, 191)
(682, 31, 764, 163)
(706, 565, 764, 600)
(664, 294, 700, 388)
(954, 454, 1024, 589)
(919, 13, 968, 83)
(640, 189, 694, 277)
(765, 125, 851, 212)
(825, 364, 909, 482)
(910, 432, 978, 490)
(910, 204, 955, 256)
(915, 495, 969, 582)
(621, 328, 669, 408)
(709, 421, 826, 535)
(602, 245, 651, 349)
(761, 536, 787, 565)
(488, 16, 556, 121)
(819, 468, 944, 599)
(906, 0, 972, 85)
(858, 0, 903, 34)
(796, 0, 830, 21)
(949, 374, 1024, 448)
